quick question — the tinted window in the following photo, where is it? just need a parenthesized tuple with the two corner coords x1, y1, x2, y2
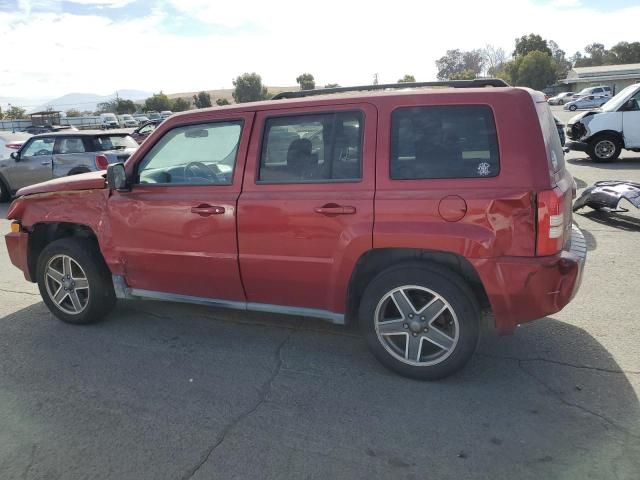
(57, 137, 86, 154)
(22, 138, 54, 156)
(137, 121, 242, 185)
(93, 135, 138, 151)
(390, 106, 499, 179)
(259, 111, 363, 183)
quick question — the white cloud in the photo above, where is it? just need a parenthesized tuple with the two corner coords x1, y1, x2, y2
(2, 0, 640, 101)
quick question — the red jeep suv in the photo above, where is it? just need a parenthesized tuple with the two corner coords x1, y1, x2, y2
(5, 80, 586, 379)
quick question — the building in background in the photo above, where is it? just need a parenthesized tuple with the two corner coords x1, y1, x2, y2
(562, 63, 640, 95)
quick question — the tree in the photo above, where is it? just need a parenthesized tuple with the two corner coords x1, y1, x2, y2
(436, 49, 483, 80)
(216, 98, 230, 106)
(5, 106, 27, 119)
(144, 92, 172, 112)
(514, 33, 551, 57)
(296, 73, 315, 90)
(66, 109, 82, 117)
(513, 51, 557, 90)
(483, 45, 507, 77)
(193, 91, 212, 108)
(171, 97, 191, 112)
(96, 99, 117, 113)
(96, 98, 136, 114)
(449, 70, 477, 80)
(232, 73, 268, 103)
(397, 74, 416, 83)
(609, 41, 640, 64)
(549, 40, 571, 80)
(324, 83, 340, 88)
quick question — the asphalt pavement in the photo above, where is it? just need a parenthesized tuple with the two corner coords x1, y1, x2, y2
(1, 118, 639, 479)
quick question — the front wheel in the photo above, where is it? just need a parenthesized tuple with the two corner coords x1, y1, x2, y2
(587, 135, 622, 162)
(558, 100, 564, 105)
(359, 263, 480, 380)
(37, 237, 116, 324)
(569, 104, 577, 111)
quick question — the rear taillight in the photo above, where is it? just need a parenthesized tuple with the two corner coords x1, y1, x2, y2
(5, 143, 22, 150)
(95, 154, 109, 170)
(536, 189, 565, 256)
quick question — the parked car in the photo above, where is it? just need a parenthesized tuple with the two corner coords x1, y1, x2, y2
(146, 111, 163, 125)
(4, 79, 586, 380)
(133, 114, 150, 123)
(130, 121, 156, 144)
(160, 110, 173, 120)
(566, 82, 640, 162)
(563, 95, 609, 111)
(572, 85, 612, 99)
(100, 113, 119, 129)
(22, 125, 78, 135)
(118, 114, 138, 128)
(0, 132, 31, 160)
(547, 92, 575, 105)
(0, 131, 137, 201)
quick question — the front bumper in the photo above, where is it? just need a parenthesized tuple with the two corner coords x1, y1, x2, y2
(473, 225, 587, 334)
(566, 140, 588, 152)
(5, 231, 32, 281)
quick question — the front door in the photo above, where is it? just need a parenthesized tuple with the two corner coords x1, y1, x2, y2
(623, 90, 640, 148)
(238, 104, 376, 315)
(3, 136, 54, 190)
(108, 113, 254, 301)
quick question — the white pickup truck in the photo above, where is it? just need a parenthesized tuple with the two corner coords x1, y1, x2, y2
(566, 83, 640, 162)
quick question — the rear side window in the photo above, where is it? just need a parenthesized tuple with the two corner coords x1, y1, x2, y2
(535, 102, 565, 173)
(390, 106, 499, 180)
(258, 111, 363, 183)
(93, 135, 138, 151)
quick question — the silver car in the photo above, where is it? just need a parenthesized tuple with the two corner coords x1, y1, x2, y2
(547, 92, 575, 105)
(0, 131, 138, 201)
(563, 95, 610, 111)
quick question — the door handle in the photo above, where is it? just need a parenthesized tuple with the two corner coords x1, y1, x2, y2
(191, 205, 225, 216)
(41, 161, 50, 165)
(314, 204, 357, 215)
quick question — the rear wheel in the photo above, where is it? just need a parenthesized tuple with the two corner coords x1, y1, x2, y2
(37, 237, 116, 325)
(587, 134, 622, 162)
(558, 99, 564, 105)
(569, 104, 577, 111)
(359, 263, 480, 380)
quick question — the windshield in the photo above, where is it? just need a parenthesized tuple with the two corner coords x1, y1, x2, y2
(601, 84, 640, 112)
(95, 135, 138, 150)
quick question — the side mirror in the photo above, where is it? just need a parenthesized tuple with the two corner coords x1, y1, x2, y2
(10, 152, 20, 162)
(106, 163, 129, 192)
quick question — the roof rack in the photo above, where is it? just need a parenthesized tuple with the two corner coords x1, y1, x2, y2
(272, 78, 510, 100)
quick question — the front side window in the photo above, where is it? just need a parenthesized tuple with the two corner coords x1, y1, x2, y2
(137, 121, 242, 185)
(258, 111, 363, 183)
(390, 105, 500, 179)
(22, 137, 54, 156)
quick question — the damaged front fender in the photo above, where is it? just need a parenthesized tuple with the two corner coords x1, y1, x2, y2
(573, 181, 640, 212)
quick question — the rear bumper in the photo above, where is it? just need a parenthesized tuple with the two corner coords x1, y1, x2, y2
(473, 225, 587, 334)
(5, 231, 32, 282)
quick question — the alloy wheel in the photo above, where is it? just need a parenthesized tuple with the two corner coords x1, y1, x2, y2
(374, 285, 459, 366)
(595, 140, 616, 159)
(44, 254, 90, 315)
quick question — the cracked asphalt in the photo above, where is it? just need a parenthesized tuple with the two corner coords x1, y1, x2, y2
(1, 111, 639, 479)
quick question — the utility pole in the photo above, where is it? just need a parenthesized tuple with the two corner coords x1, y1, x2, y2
(373, 73, 379, 85)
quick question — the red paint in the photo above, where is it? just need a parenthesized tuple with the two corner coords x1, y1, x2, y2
(5, 87, 585, 333)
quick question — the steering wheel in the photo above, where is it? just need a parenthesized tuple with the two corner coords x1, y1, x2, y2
(34, 149, 50, 156)
(184, 161, 219, 183)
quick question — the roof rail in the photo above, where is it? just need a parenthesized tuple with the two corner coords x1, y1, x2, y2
(272, 78, 510, 100)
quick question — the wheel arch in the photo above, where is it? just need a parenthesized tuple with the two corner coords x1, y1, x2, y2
(589, 129, 625, 147)
(345, 248, 489, 326)
(27, 222, 101, 281)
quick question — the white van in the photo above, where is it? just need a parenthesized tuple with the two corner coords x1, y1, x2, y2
(100, 113, 119, 130)
(566, 83, 640, 161)
(118, 114, 138, 128)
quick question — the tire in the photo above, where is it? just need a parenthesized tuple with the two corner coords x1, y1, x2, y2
(587, 134, 622, 163)
(36, 237, 116, 325)
(558, 100, 564, 105)
(0, 176, 9, 203)
(359, 263, 480, 380)
(569, 104, 577, 111)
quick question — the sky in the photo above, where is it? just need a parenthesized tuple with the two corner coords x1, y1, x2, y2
(0, 0, 639, 101)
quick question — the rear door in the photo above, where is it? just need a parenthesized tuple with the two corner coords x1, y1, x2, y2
(52, 136, 92, 177)
(3, 136, 54, 189)
(238, 104, 376, 316)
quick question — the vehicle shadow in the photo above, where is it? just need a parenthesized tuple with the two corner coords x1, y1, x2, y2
(576, 209, 640, 232)
(574, 221, 598, 250)
(572, 176, 588, 189)
(0, 202, 10, 218)
(0, 301, 638, 479)
(568, 155, 640, 169)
